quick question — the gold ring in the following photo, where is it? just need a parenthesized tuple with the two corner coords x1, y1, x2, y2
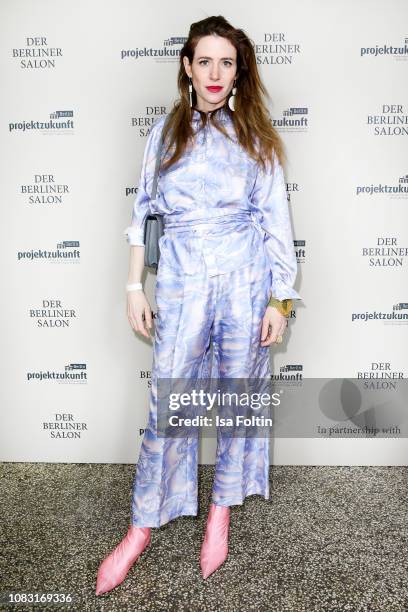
(276, 335, 283, 344)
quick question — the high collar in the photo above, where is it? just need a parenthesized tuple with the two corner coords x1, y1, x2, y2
(191, 105, 232, 124)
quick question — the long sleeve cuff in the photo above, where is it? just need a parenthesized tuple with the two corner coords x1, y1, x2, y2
(270, 277, 302, 302)
(123, 226, 145, 247)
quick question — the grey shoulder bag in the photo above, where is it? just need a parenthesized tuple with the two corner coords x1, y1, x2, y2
(143, 114, 171, 271)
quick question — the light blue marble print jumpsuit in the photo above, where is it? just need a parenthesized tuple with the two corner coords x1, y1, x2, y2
(123, 105, 301, 527)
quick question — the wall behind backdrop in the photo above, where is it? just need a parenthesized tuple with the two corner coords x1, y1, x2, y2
(1, 0, 407, 464)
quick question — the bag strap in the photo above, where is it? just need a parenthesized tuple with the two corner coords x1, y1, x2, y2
(150, 113, 171, 202)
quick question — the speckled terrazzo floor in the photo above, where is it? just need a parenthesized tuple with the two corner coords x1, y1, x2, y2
(1, 464, 407, 611)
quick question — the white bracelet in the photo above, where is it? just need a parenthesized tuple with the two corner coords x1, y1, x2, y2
(126, 282, 143, 292)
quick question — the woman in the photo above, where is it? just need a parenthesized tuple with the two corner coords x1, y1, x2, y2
(96, 15, 301, 595)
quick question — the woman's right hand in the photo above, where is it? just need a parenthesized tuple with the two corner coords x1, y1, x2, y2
(127, 290, 153, 339)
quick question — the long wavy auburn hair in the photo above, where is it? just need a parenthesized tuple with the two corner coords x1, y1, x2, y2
(159, 15, 286, 175)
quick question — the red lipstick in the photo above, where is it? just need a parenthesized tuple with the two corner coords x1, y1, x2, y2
(206, 86, 223, 92)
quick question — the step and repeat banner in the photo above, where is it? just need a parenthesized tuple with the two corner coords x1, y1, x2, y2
(1, 0, 407, 464)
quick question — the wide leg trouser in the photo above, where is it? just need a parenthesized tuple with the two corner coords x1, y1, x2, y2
(130, 251, 272, 528)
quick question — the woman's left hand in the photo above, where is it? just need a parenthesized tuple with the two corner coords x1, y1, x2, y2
(260, 305, 288, 347)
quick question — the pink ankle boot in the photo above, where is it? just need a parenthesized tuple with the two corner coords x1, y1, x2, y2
(95, 525, 151, 595)
(200, 503, 230, 579)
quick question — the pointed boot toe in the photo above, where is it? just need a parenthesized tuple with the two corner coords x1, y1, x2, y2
(95, 525, 150, 595)
(200, 503, 230, 579)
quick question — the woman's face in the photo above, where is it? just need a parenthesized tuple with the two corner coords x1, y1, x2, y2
(183, 35, 237, 113)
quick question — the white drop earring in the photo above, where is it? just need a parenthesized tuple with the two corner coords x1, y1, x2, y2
(228, 79, 237, 111)
(188, 77, 193, 107)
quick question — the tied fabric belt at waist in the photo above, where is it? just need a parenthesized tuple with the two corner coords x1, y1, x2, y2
(158, 212, 268, 277)
(163, 211, 254, 234)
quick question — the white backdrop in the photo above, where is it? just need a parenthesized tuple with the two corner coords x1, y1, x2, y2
(1, 0, 407, 464)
